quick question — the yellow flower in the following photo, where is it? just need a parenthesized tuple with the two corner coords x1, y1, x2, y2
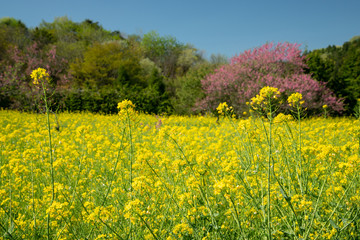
(173, 223, 193, 236)
(273, 113, 294, 123)
(287, 92, 304, 107)
(259, 86, 280, 99)
(117, 99, 135, 111)
(216, 102, 233, 116)
(323, 104, 328, 109)
(216, 102, 236, 119)
(1, 110, 359, 237)
(117, 99, 137, 120)
(250, 86, 280, 106)
(124, 198, 143, 212)
(30, 67, 50, 85)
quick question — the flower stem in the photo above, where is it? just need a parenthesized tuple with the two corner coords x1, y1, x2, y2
(42, 83, 54, 239)
(267, 98, 273, 240)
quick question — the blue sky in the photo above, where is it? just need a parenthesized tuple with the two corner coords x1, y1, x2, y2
(1, 0, 359, 58)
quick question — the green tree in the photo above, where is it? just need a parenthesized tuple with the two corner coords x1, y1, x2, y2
(137, 69, 171, 114)
(68, 40, 171, 114)
(339, 39, 360, 111)
(306, 36, 360, 113)
(38, 17, 85, 62)
(141, 31, 184, 78)
(31, 27, 56, 48)
(209, 53, 229, 65)
(0, 17, 30, 49)
(38, 17, 120, 63)
(0, 26, 9, 61)
(78, 19, 122, 45)
(70, 41, 143, 89)
(173, 62, 216, 115)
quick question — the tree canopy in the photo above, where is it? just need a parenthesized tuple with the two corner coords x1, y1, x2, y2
(305, 36, 360, 114)
(0, 17, 359, 116)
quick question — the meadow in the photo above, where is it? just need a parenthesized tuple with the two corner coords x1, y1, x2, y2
(0, 104, 359, 239)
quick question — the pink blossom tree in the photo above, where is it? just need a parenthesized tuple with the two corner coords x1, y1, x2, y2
(197, 42, 344, 115)
(0, 43, 69, 110)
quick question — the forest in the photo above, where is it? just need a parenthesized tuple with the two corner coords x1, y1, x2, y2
(0, 16, 359, 116)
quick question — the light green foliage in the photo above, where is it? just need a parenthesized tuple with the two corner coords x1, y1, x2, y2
(141, 31, 184, 78)
(78, 19, 119, 44)
(141, 30, 180, 60)
(38, 17, 121, 62)
(176, 47, 199, 75)
(68, 40, 171, 114)
(140, 31, 205, 110)
(0, 17, 27, 28)
(39, 16, 80, 43)
(139, 58, 162, 77)
(0, 17, 29, 49)
(349, 35, 360, 42)
(70, 41, 142, 89)
(209, 53, 229, 65)
(173, 63, 216, 115)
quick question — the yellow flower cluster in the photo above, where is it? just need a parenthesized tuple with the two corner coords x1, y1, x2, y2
(216, 102, 234, 117)
(273, 112, 294, 123)
(117, 99, 135, 111)
(250, 86, 281, 106)
(287, 92, 304, 107)
(0, 110, 359, 239)
(30, 67, 50, 85)
(172, 222, 194, 237)
(117, 99, 137, 121)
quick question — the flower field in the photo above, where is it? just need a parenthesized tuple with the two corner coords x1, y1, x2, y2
(0, 109, 359, 239)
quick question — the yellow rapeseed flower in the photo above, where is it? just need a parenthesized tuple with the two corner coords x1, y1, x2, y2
(216, 102, 233, 116)
(250, 86, 280, 106)
(0, 110, 359, 238)
(117, 99, 137, 120)
(117, 99, 135, 111)
(30, 67, 50, 85)
(259, 86, 280, 99)
(173, 223, 193, 236)
(287, 92, 304, 107)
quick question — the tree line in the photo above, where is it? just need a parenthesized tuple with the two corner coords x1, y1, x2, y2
(305, 36, 360, 114)
(0, 16, 358, 116)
